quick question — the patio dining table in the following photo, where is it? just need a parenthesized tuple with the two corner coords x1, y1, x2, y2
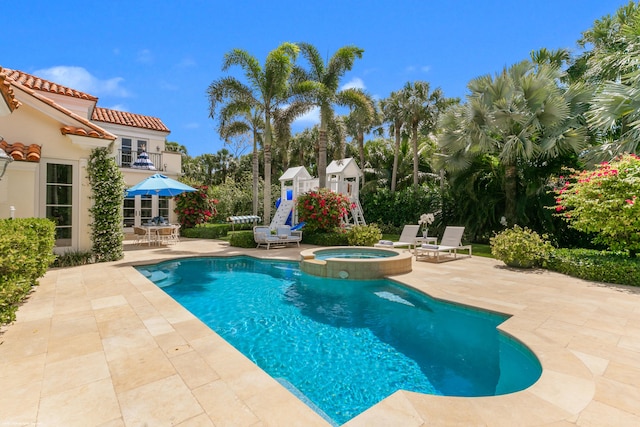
(140, 224, 179, 245)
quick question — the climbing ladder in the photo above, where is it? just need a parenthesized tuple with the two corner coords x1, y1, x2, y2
(351, 198, 366, 226)
(270, 199, 294, 229)
(341, 198, 366, 228)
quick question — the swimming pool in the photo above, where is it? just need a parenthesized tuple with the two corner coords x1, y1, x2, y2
(137, 256, 541, 425)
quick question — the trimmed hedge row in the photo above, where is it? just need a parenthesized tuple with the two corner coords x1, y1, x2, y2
(0, 218, 56, 324)
(181, 223, 231, 239)
(546, 248, 640, 287)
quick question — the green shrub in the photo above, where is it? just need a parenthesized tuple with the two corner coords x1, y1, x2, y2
(547, 248, 640, 286)
(490, 225, 554, 268)
(53, 250, 95, 268)
(174, 185, 217, 229)
(554, 154, 640, 257)
(88, 147, 125, 262)
(297, 189, 351, 233)
(347, 224, 382, 246)
(181, 223, 230, 239)
(228, 231, 256, 248)
(0, 218, 56, 324)
(302, 231, 349, 246)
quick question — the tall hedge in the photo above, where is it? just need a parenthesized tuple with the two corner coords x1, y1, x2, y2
(0, 218, 55, 324)
(87, 147, 125, 262)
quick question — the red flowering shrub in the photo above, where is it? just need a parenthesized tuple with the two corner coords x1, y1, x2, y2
(174, 186, 218, 229)
(554, 154, 640, 256)
(296, 188, 351, 233)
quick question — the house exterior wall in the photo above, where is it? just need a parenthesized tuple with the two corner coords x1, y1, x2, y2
(0, 101, 106, 253)
(1, 69, 178, 253)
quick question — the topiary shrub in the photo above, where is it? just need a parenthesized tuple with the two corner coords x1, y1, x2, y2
(347, 224, 382, 246)
(490, 225, 554, 268)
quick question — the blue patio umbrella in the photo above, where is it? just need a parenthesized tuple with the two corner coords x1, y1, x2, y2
(125, 174, 197, 197)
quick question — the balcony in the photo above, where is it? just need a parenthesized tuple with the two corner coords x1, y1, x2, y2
(117, 150, 165, 171)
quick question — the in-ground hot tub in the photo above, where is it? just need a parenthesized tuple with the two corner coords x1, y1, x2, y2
(300, 246, 413, 279)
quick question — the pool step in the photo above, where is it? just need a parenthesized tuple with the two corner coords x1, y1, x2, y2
(274, 377, 337, 426)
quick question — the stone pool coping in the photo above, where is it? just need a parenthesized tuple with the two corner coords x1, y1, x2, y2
(1, 239, 639, 426)
(300, 246, 413, 279)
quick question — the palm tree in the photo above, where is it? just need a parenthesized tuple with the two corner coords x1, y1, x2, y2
(573, 1, 640, 160)
(217, 103, 264, 216)
(438, 61, 589, 225)
(398, 81, 450, 189)
(273, 100, 313, 171)
(212, 148, 235, 184)
(293, 42, 369, 188)
(165, 141, 188, 155)
(380, 91, 408, 193)
(208, 42, 299, 225)
(345, 90, 379, 173)
(289, 127, 318, 174)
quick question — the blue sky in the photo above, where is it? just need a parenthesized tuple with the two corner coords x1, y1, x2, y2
(3, 0, 629, 157)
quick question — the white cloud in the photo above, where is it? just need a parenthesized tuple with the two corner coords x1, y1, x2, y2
(293, 106, 320, 125)
(405, 65, 431, 74)
(137, 49, 153, 64)
(108, 104, 128, 112)
(33, 66, 129, 97)
(176, 57, 197, 69)
(341, 77, 365, 91)
(159, 80, 179, 91)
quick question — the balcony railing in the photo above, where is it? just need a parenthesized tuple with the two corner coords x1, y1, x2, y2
(117, 150, 165, 171)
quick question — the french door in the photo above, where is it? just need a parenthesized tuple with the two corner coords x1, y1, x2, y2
(123, 195, 169, 230)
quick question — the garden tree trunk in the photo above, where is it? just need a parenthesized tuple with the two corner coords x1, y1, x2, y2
(391, 124, 401, 193)
(358, 131, 365, 184)
(252, 130, 259, 217)
(318, 127, 328, 188)
(504, 164, 517, 225)
(412, 125, 419, 189)
(263, 110, 272, 225)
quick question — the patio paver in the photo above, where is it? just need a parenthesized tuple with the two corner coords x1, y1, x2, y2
(1, 238, 639, 426)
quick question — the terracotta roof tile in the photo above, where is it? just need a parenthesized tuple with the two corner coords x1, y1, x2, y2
(1, 67, 97, 101)
(92, 107, 170, 133)
(5, 75, 116, 141)
(0, 139, 41, 162)
(0, 68, 22, 111)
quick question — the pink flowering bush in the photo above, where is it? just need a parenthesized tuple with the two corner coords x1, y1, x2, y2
(296, 188, 352, 233)
(554, 154, 640, 256)
(174, 186, 218, 229)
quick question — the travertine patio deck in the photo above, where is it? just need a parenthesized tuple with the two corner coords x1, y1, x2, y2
(1, 238, 639, 426)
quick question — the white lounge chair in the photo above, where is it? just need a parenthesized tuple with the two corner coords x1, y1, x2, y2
(254, 225, 302, 249)
(374, 224, 421, 250)
(415, 226, 472, 262)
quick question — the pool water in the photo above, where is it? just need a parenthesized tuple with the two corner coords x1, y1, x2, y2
(137, 257, 541, 426)
(313, 248, 397, 260)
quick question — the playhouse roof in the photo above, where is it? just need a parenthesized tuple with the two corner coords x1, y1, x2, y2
(326, 158, 362, 178)
(279, 166, 312, 181)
